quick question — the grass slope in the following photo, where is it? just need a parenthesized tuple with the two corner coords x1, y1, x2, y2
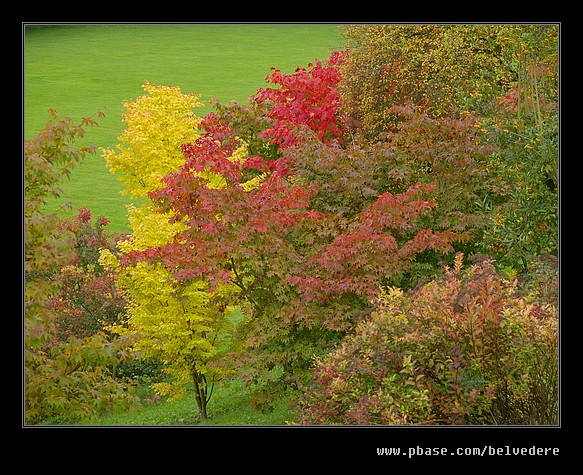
(86, 379, 294, 426)
(25, 24, 343, 231)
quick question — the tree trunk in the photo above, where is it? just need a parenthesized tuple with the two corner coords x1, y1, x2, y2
(192, 368, 208, 420)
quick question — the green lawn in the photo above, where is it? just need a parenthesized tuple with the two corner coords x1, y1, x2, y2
(24, 24, 343, 231)
(87, 378, 295, 426)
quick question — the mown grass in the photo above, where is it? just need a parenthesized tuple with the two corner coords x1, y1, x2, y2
(85, 378, 295, 426)
(24, 23, 343, 231)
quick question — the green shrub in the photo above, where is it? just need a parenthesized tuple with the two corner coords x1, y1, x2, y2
(117, 356, 166, 384)
(295, 254, 558, 425)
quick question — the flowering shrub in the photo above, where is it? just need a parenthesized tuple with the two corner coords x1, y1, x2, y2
(295, 254, 558, 425)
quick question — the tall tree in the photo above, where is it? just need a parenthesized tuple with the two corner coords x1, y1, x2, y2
(100, 83, 232, 419)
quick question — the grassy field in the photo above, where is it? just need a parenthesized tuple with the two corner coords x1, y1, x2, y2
(84, 378, 294, 426)
(24, 24, 343, 231)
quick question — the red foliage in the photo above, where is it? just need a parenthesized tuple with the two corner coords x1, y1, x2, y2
(286, 183, 458, 329)
(123, 51, 473, 399)
(50, 208, 128, 342)
(253, 50, 348, 149)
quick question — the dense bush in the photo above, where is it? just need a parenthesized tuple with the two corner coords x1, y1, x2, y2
(338, 24, 558, 274)
(24, 111, 140, 424)
(295, 254, 558, 425)
(49, 208, 127, 341)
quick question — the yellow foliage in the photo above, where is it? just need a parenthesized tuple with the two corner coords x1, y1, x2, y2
(203, 139, 266, 192)
(241, 173, 266, 192)
(100, 82, 236, 402)
(101, 82, 204, 198)
(338, 25, 558, 140)
(118, 203, 187, 252)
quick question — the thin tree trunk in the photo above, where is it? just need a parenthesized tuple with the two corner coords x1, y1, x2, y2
(192, 368, 208, 420)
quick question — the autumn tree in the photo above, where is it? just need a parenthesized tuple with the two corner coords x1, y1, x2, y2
(287, 103, 503, 288)
(25, 110, 138, 424)
(141, 119, 321, 408)
(132, 54, 465, 409)
(100, 82, 234, 419)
